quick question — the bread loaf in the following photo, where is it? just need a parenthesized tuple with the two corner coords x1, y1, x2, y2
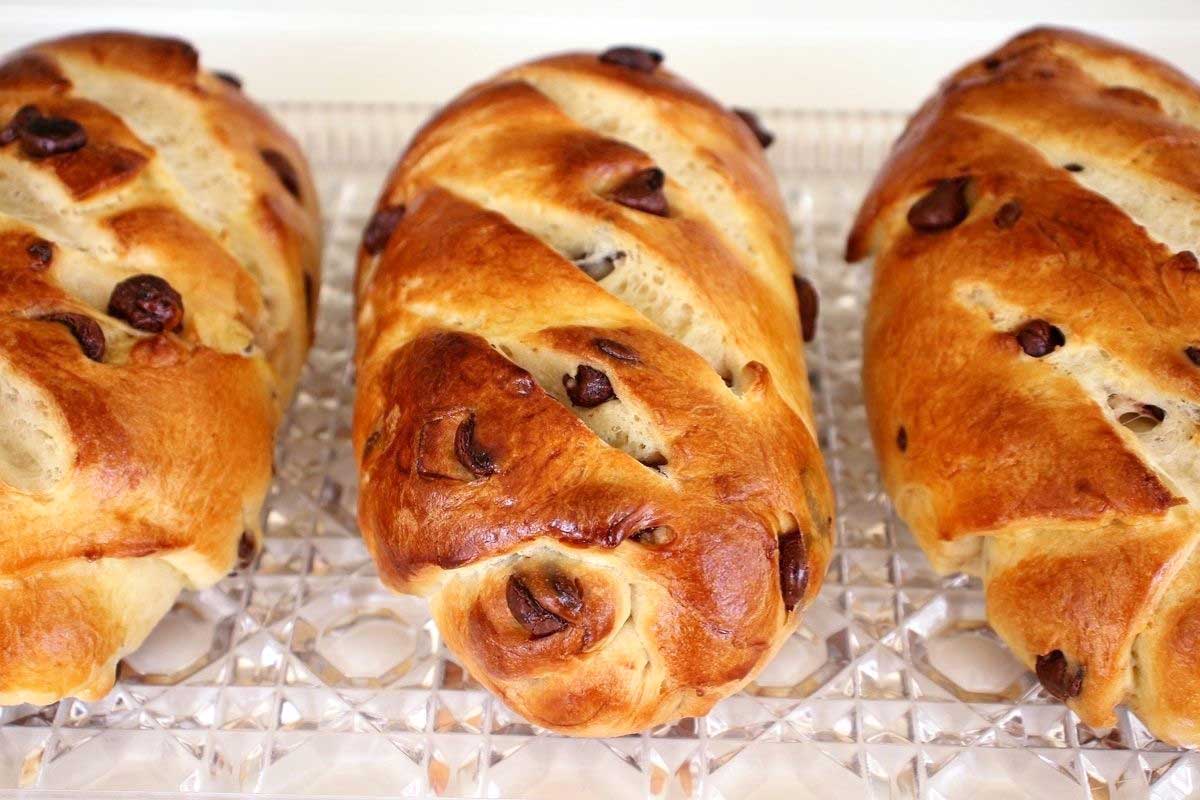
(847, 27, 1200, 745)
(0, 31, 320, 705)
(354, 47, 833, 736)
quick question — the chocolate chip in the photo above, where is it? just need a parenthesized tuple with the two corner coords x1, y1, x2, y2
(454, 413, 496, 477)
(1035, 649, 1084, 700)
(573, 250, 624, 281)
(609, 167, 668, 216)
(1015, 319, 1065, 358)
(907, 177, 970, 233)
(598, 46, 663, 73)
(994, 200, 1022, 230)
(732, 107, 774, 148)
(1109, 395, 1166, 432)
(778, 530, 808, 611)
(506, 575, 568, 638)
(639, 452, 668, 473)
(631, 525, 674, 546)
(1186, 346, 1200, 366)
(260, 148, 300, 199)
(594, 337, 639, 363)
(108, 274, 184, 333)
(1064, 163, 1084, 172)
(214, 71, 242, 89)
(563, 364, 615, 408)
(363, 203, 406, 255)
(794, 275, 819, 342)
(19, 114, 86, 158)
(38, 312, 105, 361)
(897, 426, 908, 452)
(983, 56, 1002, 70)
(0, 105, 39, 146)
(26, 238, 53, 271)
(551, 575, 583, 615)
(237, 530, 258, 569)
(1167, 251, 1198, 271)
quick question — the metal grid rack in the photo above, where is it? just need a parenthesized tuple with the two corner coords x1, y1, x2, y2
(0, 104, 1192, 799)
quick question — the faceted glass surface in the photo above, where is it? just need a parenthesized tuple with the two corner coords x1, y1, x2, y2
(0, 105, 1189, 799)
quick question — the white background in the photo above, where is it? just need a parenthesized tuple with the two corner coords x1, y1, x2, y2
(3, 1, 1200, 110)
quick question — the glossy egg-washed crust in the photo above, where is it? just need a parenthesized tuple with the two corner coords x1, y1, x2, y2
(847, 27, 1200, 745)
(354, 50, 833, 736)
(0, 32, 320, 705)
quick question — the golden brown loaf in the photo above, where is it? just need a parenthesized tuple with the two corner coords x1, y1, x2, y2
(354, 46, 833, 736)
(847, 27, 1200, 745)
(0, 32, 320, 705)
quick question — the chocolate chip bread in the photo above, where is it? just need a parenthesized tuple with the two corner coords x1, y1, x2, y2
(0, 32, 320, 705)
(847, 27, 1200, 745)
(355, 46, 832, 736)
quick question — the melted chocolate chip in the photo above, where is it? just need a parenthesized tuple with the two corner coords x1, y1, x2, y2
(237, 531, 258, 569)
(563, 364, 615, 408)
(778, 530, 808, 611)
(993, 200, 1022, 230)
(0, 105, 39, 146)
(609, 167, 668, 216)
(454, 413, 496, 477)
(551, 575, 583, 615)
(1035, 649, 1084, 700)
(363, 203, 406, 255)
(39, 312, 105, 361)
(598, 46, 663, 73)
(1015, 319, 1065, 358)
(26, 238, 53, 271)
(793, 275, 819, 342)
(108, 274, 184, 333)
(907, 177, 970, 233)
(897, 426, 908, 453)
(19, 114, 86, 158)
(506, 575, 568, 638)
(214, 70, 243, 89)
(573, 250, 624, 281)
(1186, 346, 1200, 366)
(732, 107, 774, 148)
(594, 337, 639, 363)
(1064, 163, 1085, 173)
(261, 148, 301, 199)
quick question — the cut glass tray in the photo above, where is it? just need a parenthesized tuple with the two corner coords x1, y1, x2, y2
(0, 104, 1192, 800)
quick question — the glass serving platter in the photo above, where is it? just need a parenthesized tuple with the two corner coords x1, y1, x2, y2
(0, 104, 1191, 800)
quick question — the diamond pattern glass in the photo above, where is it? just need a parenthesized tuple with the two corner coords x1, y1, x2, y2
(0, 104, 1192, 799)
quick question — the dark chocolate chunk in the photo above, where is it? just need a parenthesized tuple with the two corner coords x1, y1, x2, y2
(363, 204, 406, 255)
(993, 200, 1022, 230)
(1015, 319, 1065, 358)
(594, 337, 640, 363)
(260, 148, 301, 199)
(108, 274, 184, 333)
(38, 312, 105, 361)
(733, 107, 774, 148)
(26, 238, 53, 271)
(237, 530, 258, 569)
(609, 167, 668, 216)
(794, 274, 819, 342)
(778, 530, 808, 611)
(897, 426, 908, 453)
(19, 114, 86, 157)
(551, 575, 583, 615)
(907, 177, 970, 233)
(1064, 163, 1085, 173)
(1035, 649, 1084, 700)
(573, 250, 624, 281)
(1186, 346, 1200, 366)
(563, 364, 615, 408)
(454, 413, 496, 477)
(0, 105, 39, 146)
(598, 46, 663, 73)
(506, 575, 568, 638)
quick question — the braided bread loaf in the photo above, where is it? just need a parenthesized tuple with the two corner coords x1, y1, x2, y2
(847, 27, 1200, 745)
(0, 32, 320, 705)
(355, 47, 832, 736)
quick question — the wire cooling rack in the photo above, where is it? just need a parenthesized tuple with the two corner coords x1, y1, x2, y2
(0, 104, 1194, 800)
